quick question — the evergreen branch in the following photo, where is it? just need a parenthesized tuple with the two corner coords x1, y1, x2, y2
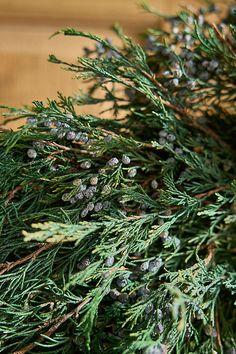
(12, 297, 91, 354)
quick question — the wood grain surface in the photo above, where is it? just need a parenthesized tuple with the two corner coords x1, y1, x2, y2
(0, 0, 199, 128)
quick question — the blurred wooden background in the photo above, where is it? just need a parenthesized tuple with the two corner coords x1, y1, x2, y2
(0, 0, 199, 128)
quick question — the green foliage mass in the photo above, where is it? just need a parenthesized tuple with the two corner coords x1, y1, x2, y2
(0, 2, 236, 353)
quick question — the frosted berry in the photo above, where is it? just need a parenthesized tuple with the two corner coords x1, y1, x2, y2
(175, 147, 183, 155)
(128, 168, 137, 178)
(66, 131, 76, 140)
(90, 176, 98, 185)
(116, 276, 128, 288)
(167, 133, 176, 142)
(27, 117, 37, 124)
(110, 289, 120, 299)
(80, 161, 91, 169)
(145, 302, 154, 314)
(151, 180, 158, 189)
(80, 133, 89, 143)
(87, 202, 94, 211)
(75, 192, 84, 200)
(186, 80, 196, 89)
(27, 148, 37, 159)
(122, 155, 131, 164)
(170, 78, 179, 87)
(81, 208, 89, 218)
(105, 256, 115, 267)
(94, 202, 103, 212)
(148, 257, 163, 272)
(77, 257, 90, 270)
(143, 344, 167, 354)
(158, 130, 168, 137)
(158, 137, 166, 145)
(140, 261, 149, 271)
(107, 157, 119, 166)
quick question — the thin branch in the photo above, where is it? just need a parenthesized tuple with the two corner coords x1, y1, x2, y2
(194, 185, 229, 199)
(12, 297, 91, 354)
(0, 243, 52, 275)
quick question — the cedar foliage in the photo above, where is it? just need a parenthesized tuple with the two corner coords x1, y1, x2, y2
(0, 2, 236, 354)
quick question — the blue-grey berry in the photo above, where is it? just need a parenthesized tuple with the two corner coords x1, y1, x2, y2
(27, 148, 37, 159)
(116, 276, 128, 288)
(157, 308, 163, 319)
(175, 147, 183, 155)
(80, 133, 89, 143)
(75, 132, 82, 141)
(81, 208, 89, 218)
(80, 161, 91, 169)
(122, 155, 131, 164)
(128, 168, 137, 178)
(77, 257, 90, 270)
(140, 261, 149, 271)
(154, 322, 164, 334)
(151, 180, 158, 189)
(107, 157, 119, 166)
(158, 137, 166, 145)
(75, 192, 84, 200)
(159, 130, 168, 137)
(83, 189, 94, 199)
(87, 186, 97, 193)
(148, 258, 163, 273)
(70, 197, 77, 204)
(167, 133, 176, 142)
(143, 344, 167, 354)
(79, 184, 87, 192)
(145, 302, 154, 314)
(170, 78, 179, 87)
(66, 131, 76, 140)
(110, 289, 120, 299)
(50, 128, 58, 135)
(105, 255, 115, 267)
(87, 202, 94, 211)
(94, 202, 103, 212)
(96, 42, 105, 55)
(186, 80, 196, 89)
(90, 176, 98, 185)
(27, 117, 37, 124)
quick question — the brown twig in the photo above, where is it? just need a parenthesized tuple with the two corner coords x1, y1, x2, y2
(12, 297, 91, 354)
(5, 185, 23, 206)
(194, 185, 229, 199)
(0, 243, 52, 276)
(215, 311, 223, 352)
